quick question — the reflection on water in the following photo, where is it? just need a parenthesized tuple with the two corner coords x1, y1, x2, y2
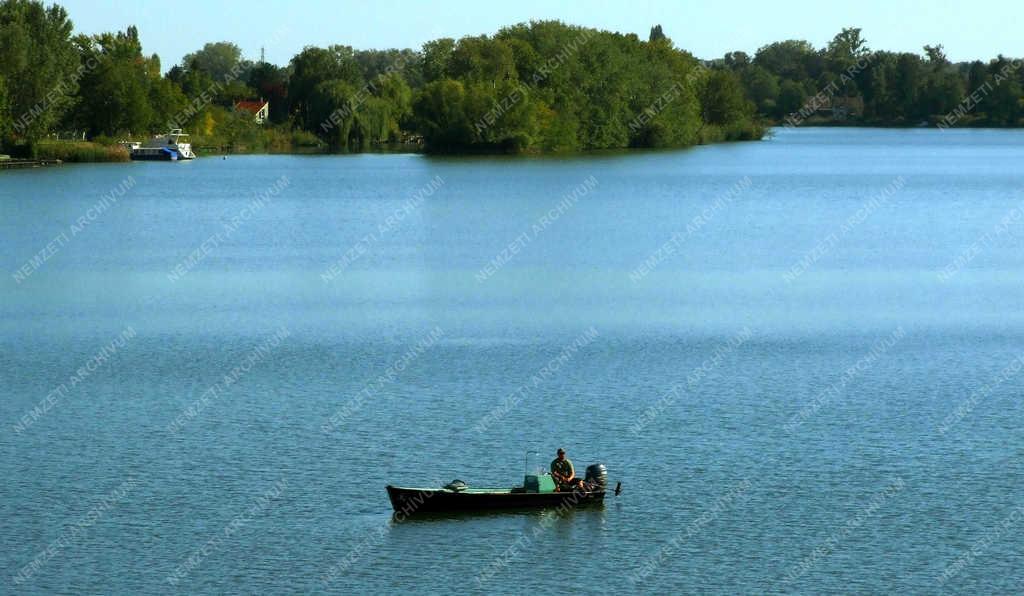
(390, 502, 608, 525)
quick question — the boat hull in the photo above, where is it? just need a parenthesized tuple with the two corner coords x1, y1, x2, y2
(130, 150, 194, 161)
(386, 485, 605, 515)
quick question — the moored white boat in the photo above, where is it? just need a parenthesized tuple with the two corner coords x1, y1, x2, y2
(129, 129, 195, 161)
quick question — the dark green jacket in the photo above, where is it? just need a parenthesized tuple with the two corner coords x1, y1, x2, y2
(551, 458, 574, 480)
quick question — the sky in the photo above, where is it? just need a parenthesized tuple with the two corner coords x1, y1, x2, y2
(58, 0, 1020, 69)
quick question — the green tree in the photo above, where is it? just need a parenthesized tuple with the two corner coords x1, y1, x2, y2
(924, 44, 948, 66)
(308, 79, 358, 147)
(921, 69, 964, 118)
(574, 31, 633, 148)
(724, 51, 751, 69)
(289, 45, 362, 129)
(827, 28, 869, 63)
(826, 28, 869, 97)
(700, 70, 749, 127)
(777, 79, 808, 117)
(987, 56, 1022, 125)
(421, 38, 455, 82)
(858, 52, 895, 120)
(72, 28, 156, 135)
(413, 79, 471, 150)
(166, 63, 215, 99)
(988, 79, 1022, 126)
(893, 53, 924, 120)
(0, 0, 78, 147)
(966, 61, 987, 92)
(741, 66, 780, 114)
(182, 42, 246, 82)
(148, 75, 187, 130)
(408, 20, 756, 152)
(309, 70, 414, 149)
(355, 48, 423, 89)
(0, 73, 9, 139)
(754, 40, 818, 81)
(372, 72, 412, 136)
(447, 36, 516, 82)
(468, 79, 541, 150)
(627, 34, 702, 147)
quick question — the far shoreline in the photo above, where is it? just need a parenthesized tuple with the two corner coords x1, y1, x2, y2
(10, 125, 1024, 168)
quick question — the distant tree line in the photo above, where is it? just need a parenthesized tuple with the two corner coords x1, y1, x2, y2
(0, 0, 1020, 158)
(718, 27, 1023, 126)
(0, 1, 763, 155)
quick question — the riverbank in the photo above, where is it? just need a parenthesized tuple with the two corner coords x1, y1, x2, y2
(188, 127, 325, 155)
(11, 136, 752, 163)
(767, 113, 1024, 128)
(13, 120, 1022, 165)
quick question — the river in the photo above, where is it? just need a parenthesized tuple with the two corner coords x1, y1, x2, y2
(2, 127, 1022, 593)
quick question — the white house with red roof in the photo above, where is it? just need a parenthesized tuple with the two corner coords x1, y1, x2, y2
(235, 99, 270, 124)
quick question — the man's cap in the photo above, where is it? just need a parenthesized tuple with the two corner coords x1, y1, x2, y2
(557, 448, 565, 454)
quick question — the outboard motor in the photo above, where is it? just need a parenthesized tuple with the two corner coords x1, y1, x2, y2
(584, 463, 608, 490)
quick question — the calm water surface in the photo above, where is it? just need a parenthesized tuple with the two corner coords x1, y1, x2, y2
(2, 128, 1023, 594)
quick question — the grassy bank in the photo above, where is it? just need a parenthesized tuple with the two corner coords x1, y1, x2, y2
(9, 122, 768, 163)
(35, 140, 129, 162)
(187, 127, 324, 155)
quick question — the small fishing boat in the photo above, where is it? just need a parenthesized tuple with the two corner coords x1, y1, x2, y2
(128, 129, 196, 161)
(386, 462, 620, 515)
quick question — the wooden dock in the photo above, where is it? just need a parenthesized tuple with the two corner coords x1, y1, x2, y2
(0, 159, 63, 169)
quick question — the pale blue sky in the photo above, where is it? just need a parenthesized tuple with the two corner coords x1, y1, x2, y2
(60, 0, 1019, 69)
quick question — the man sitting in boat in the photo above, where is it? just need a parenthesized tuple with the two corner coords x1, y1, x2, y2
(551, 448, 584, 491)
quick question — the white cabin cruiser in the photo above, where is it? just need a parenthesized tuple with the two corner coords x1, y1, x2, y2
(129, 129, 196, 161)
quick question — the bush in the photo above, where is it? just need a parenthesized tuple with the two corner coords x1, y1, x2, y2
(290, 129, 322, 147)
(91, 134, 125, 147)
(697, 120, 766, 144)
